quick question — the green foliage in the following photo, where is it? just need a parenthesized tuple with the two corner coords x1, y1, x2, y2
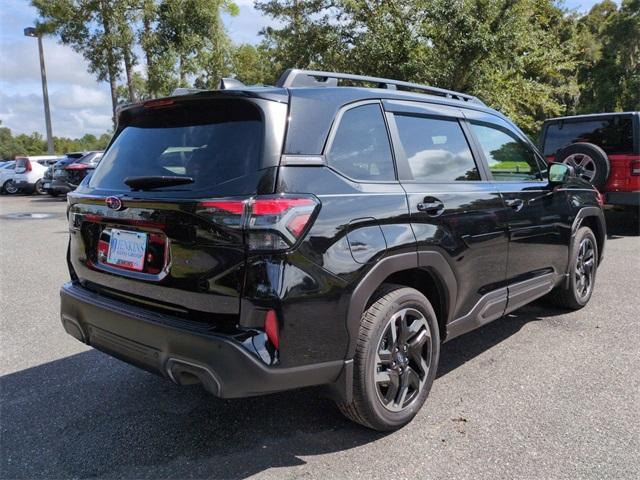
(26, 0, 640, 142)
(255, 0, 639, 135)
(575, 0, 640, 113)
(0, 122, 111, 160)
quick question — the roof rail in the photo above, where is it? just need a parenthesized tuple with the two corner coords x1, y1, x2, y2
(275, 69, 484, 105)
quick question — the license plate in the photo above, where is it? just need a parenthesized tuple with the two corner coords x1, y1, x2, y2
(43, 182, 50, 189)
(106, 229, 147, 271)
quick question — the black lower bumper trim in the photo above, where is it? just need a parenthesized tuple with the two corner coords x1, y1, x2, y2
(60, 282, 344, 398)
(605, 191, 640, 207)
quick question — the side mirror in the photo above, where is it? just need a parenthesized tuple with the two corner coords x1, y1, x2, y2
(548, 162, 573, 186)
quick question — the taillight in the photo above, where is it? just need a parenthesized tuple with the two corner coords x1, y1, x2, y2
(631, 160, 640, 176)
(15, 159, 31, 173)
(65, 163, 89, 170)
(197, 194, 320, 251)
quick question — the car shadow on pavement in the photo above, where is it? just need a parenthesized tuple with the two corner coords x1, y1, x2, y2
(0, 349, 385, 479)
(437, 301, 565, 379)
(0, 301, 565, 479)
(604, 208, 639, 237)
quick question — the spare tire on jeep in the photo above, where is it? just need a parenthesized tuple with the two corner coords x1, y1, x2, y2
(556, 142, 610, 188)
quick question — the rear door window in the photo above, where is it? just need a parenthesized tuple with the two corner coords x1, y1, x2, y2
(327, 103, 395, 181)
(395, 115, 480, 182)
(543, 117, 635, 156)
(89, 99, 264, 194)
(471, 123, 543, 181)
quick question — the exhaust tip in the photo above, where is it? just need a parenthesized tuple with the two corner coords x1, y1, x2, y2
(61, 315, 87, 343)
(165, 358, 221, 396)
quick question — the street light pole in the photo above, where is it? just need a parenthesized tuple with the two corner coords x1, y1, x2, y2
(24, 27, 54, 154)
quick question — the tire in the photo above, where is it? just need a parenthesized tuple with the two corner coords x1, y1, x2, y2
(338, 284, 440, 431)
(547, 227, 598, 310)
(557, 143, 610, 188)
(2, 180, 18, 195)
(34, 179, 45, 195)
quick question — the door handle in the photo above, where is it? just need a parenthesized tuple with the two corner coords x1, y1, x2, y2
(504, 198, 524, 211)
(417, 200, 445, 216)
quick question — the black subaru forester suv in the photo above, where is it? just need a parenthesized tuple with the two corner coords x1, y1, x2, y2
(61, 69, 605, 431)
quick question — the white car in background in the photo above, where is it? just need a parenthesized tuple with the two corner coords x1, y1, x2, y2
(0, 160, 18, 194)
(10, 155, 60, 195)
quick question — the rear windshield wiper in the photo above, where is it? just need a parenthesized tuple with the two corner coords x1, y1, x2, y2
(124, 176, 194, 191)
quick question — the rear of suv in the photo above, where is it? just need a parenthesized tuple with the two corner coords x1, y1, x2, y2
(61, 69, 605, 431)
(50, 151, 103, 196)
(540, 112, 640, 214)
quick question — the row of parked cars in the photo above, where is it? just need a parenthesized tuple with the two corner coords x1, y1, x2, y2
(0, 151, 102, 196)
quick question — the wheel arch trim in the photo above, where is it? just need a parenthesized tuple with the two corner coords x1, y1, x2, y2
(566, 206, 606, 287)
(345, 251, 457, 358)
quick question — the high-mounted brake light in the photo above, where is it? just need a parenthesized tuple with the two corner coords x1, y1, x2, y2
(65, 163, 89, 170)
(143, 99, 175, 109)
(196, 195, 320, 251)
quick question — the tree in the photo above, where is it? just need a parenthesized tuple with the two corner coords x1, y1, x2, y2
(256, 0, 582, 135)
(231, 44, 273, 85)
(576, 0, 640, 112)
(0, 122, 112, 159)
(32, 0, 129, 125)
(255, 0, 343, 76)
(155, 0, 238, 89)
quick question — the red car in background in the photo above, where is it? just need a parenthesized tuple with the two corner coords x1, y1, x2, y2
(540, 112, 639, 217)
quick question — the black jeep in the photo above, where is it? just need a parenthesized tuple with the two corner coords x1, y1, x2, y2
(60, 69, 605, 431)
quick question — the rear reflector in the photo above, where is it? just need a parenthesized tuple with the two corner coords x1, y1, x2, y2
(264, 309, 280, 349)
(196, 195, 320, 252)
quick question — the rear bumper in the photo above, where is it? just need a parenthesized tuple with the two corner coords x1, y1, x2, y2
(50, 180, 74, 194)
(605, 191, 640, 207)
(60, 282, 344, 398)
(14, 180, 35, 191)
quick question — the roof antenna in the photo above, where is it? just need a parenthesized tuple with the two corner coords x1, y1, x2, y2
(218, 78, 246, 90)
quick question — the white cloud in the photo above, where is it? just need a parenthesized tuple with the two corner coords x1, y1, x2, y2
(53, 85, 110, 110)
(0, 0, 273, 139)
(0, 90, 113, 138)
(0, 38, 100, 91)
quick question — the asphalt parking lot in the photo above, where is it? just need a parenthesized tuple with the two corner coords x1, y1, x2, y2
(0, 194, 638, 480)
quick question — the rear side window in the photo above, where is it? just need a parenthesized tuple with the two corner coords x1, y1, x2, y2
(471, 123, 543, 182)
(543, 117, 635, 156)
(395, 115, 480, 182)
(327, 104, 395, 181)
(89, 99, 264, 194)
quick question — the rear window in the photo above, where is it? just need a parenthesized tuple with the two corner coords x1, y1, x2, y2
(543, 117, 635, 156)
(78, 152, 102, 165)
(89, 99, 264, 194)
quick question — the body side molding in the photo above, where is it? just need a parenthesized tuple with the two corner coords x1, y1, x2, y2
(445, 287, 508, 341)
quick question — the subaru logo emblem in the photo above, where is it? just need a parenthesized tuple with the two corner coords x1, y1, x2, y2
(106, 196, 123, 210)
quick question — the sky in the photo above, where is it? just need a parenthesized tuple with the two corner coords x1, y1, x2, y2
(0, 0, 609, 139)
